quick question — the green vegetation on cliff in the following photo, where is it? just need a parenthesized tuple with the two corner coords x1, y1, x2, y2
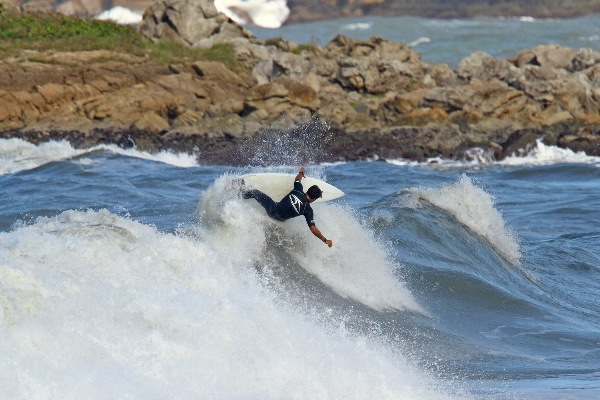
(0, 10, 238, 67)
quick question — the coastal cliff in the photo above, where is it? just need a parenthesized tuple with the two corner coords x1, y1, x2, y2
(1, 0, 600, 164)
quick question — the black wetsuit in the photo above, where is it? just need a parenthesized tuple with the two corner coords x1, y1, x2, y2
(244, 180, 315, 227)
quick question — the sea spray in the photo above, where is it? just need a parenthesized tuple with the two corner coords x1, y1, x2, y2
(96, 6, 143, 24)
(236, 117, 332, 167)
(0, 139, 89, 175)
(197, 174, 426, 313)
(214, 0, 290, 28)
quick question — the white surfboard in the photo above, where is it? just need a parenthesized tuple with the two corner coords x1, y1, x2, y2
(241, 173, 344, 203)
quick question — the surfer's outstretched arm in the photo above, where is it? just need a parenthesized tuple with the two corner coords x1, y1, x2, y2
(310, 225, 333, 248)
(295, 166, 305, 181)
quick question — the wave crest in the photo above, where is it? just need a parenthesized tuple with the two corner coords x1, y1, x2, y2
(409, 175, 521, 266)
(197, 174, 426, 313)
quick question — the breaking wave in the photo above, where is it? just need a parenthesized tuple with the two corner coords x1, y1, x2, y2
(0, 138, 198, 176)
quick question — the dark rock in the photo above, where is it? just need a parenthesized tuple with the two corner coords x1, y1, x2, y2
(557, 126, 600, 156)
(501, 129, 539, 159)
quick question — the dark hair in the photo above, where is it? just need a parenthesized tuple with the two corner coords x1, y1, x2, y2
(306, 185, 322, 199)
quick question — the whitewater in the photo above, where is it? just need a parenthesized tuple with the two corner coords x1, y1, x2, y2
(0, 208, 438, 399)
(1, 135, 599, 399)
(1, 139, 460, 399)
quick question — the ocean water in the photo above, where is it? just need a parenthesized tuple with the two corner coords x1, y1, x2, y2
(3, 11, 600, 400)
(1, 136, 599, 399)
(99, 6, 600, 65)
(250, 14, 600, 67)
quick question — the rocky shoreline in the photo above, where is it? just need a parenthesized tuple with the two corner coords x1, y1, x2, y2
(1, 0, 600, 165)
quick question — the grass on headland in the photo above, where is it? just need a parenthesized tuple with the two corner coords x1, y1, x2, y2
(0, 9, 240, 68)
(264, 37, 319, 54)
(291, 44, 318, 55)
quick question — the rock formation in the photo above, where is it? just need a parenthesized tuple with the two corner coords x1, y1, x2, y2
(1, 0, 600, 164)
(138, 0, 259, 48)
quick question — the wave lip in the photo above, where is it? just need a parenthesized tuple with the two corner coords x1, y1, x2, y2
(409, 175, 521, 266)
(198, 174, 426, 314)
(0, 138, 198, 176)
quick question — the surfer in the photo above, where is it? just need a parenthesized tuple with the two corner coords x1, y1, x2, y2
(242, 167, 334, 247)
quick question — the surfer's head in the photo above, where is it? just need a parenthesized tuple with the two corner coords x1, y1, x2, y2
(306, 185, 323, 202)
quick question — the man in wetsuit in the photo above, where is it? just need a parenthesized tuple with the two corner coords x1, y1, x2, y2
(242, 167, 333, 248)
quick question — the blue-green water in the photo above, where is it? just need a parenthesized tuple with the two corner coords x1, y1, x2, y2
(1, 137, 599, 399)
(250, 14, 600, 67)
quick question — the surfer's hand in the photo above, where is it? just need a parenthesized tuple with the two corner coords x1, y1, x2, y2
(325, 239, 333, 248)
(296, 167, 305, 181)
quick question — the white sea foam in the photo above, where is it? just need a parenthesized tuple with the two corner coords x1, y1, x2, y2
(410, 175, 521, 266)
(0, 138, 198, 175)
(0, 208, 460, 399)
(409, 37, 431, 47)
(518, 16, 536, 22)
(106, 145, 198, 167)
(0, 139, 87, 175)
(214, 0, 290, 28)
(388, 140, 600, 168)
(387, 148, 495, 168)
(580, 34, 600, 41)
(96, 6, 143, 25)
(500, 140, 600, 166)
(341, 22, 372, 31)
(197, 174, 426, 313)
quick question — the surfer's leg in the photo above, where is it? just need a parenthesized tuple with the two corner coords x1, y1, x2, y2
(243, 189, 278, 217)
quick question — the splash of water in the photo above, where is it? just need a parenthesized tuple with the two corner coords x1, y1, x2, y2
(214, 0, 290, 28)
(1, 208, 461, 399)
(237, 118, 332, 167)
(96, 6, 143, 25)
(0, 138, 198, 175)
(197, 174, 426, 313)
